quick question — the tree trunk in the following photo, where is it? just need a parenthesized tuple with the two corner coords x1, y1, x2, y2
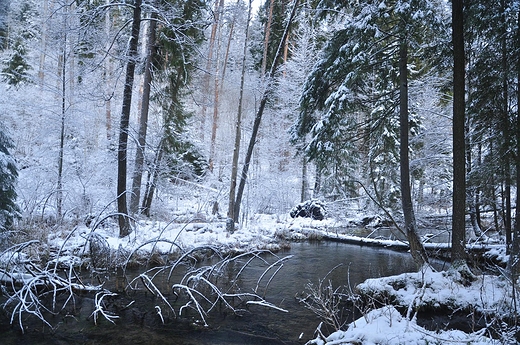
(227, 0, 252, 228)
(200, 0, 224, 143)
(314, 165, 321, 197)
(465, 117, 481, 239)
(117, 0, 142, 237)
(507, 8, 520, 309)
(261, 0, 275, 76)
(233, 0, 300, 223)
(500, 0, 512, 252)
(141, 139, 164, 217)
(301, 156, 308, 202)
(208, 0, 225, 172)
(221, 0, 241, 84)
(451, 0, 467, 265)
(209, 44, 221, 172)
(57, 50, 66, 220)
(399, 38, 428, 267)
(38, 0, 50, 86)
(104, 0, 113, 141)
(130, 13, 156, 216)
(476, 143, 482, 228)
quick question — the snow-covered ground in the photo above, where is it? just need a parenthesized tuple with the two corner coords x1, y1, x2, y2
(1, 205, 516, 344)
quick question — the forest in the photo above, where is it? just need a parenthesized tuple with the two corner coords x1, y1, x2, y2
(0, 0, 519, 344)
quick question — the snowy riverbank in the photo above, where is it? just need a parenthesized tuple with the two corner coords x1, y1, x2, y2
(2, 212, 517, 344)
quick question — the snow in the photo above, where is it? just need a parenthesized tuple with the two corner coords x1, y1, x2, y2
(305, 265, 513, 345)
(310, 305, 496, 345)
(36, 209, 516, 344)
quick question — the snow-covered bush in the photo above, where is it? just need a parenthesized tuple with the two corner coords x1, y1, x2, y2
(290, 200, 327, 220)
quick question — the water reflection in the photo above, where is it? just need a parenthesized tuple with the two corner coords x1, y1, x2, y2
(1, 241, 444, 345)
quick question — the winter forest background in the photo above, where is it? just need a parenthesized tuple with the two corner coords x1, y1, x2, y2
(1, 0, 520, 288)
(3, 0, 520, 343)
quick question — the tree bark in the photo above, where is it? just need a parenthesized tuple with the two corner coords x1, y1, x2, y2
(200, 0, 224, 143)
(104, 0, 113, 141)
(57, 50, 66, 220)
(233, 0, 300, 223)
(130, 13, 156, 216)
(227, 0, 253, 228)
(500, 0, 512, 252)
(261, 0, 275, 76)
(451, 0, 467, 265)
(507, 7, 520, 307)
(399, 38, 428, 267)
(117, 0, 142, 237)
(141, 139, 164, 217)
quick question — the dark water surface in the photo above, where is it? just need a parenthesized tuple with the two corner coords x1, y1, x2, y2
(1, 241, 445, 345)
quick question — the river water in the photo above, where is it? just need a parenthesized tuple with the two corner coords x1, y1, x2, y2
(1, 241, 447, 345)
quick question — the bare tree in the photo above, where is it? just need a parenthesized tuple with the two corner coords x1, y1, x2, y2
(233, 0, 300, 223)
(227, 0, 253, 228)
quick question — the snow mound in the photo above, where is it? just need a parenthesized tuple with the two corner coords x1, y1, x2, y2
(308, 305, 496, 345)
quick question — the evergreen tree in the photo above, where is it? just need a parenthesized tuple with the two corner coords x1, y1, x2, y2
(252, 0, 292, 73)
(2, 39, 32, 87)
(0, 126, 19, 231)
(465, 0, 518, 250)
(294, 0, 448, 207)
(295, 0, 448, 265)
(0, 0, 8, 50)
(1, 0, 37, 87)
(139, 0, 207, 215)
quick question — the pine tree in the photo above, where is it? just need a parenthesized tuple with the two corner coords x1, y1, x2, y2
(0, 126, 19, 231)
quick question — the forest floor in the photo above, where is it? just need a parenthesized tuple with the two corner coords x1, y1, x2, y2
(1, 201, 516, 344)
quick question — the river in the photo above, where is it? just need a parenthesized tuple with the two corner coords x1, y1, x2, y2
(0, 241, 447, 345)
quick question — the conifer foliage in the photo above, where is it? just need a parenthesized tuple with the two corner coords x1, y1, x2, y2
(0, 126, 19, 231)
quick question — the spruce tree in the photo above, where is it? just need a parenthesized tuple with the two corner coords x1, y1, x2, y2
(0, 126, 19, 231)
(2, 39, 32, 87)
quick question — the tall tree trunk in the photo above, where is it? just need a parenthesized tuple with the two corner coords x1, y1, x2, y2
(476, 143, 482, 228)
(314, 165, 321, 197)
(301, 156, 308, 202)
(399, 38, 428, 267)
(57, 4, 68, 221)
(233, 0, 300, 222)
(261, 0, 275, 76)
(200, 0, 224, 142)
(208, 43, 221, 172)
(57, 48, 66, 220)
(117, 0, 142, 237)
(507, 8, 520, 313)
(452, 0, 467, 265)
(130, 13, 156, 216)
(465, 118, 481, 239)
(227, 0, 253, 228)
(141, 139, 164, 217)
(104, 0, 113, 141)
(39, 0, 50, 86)
(208, 0, 225, 172)
(500, 0, 512, 252)
(220, 0, 240, 84)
